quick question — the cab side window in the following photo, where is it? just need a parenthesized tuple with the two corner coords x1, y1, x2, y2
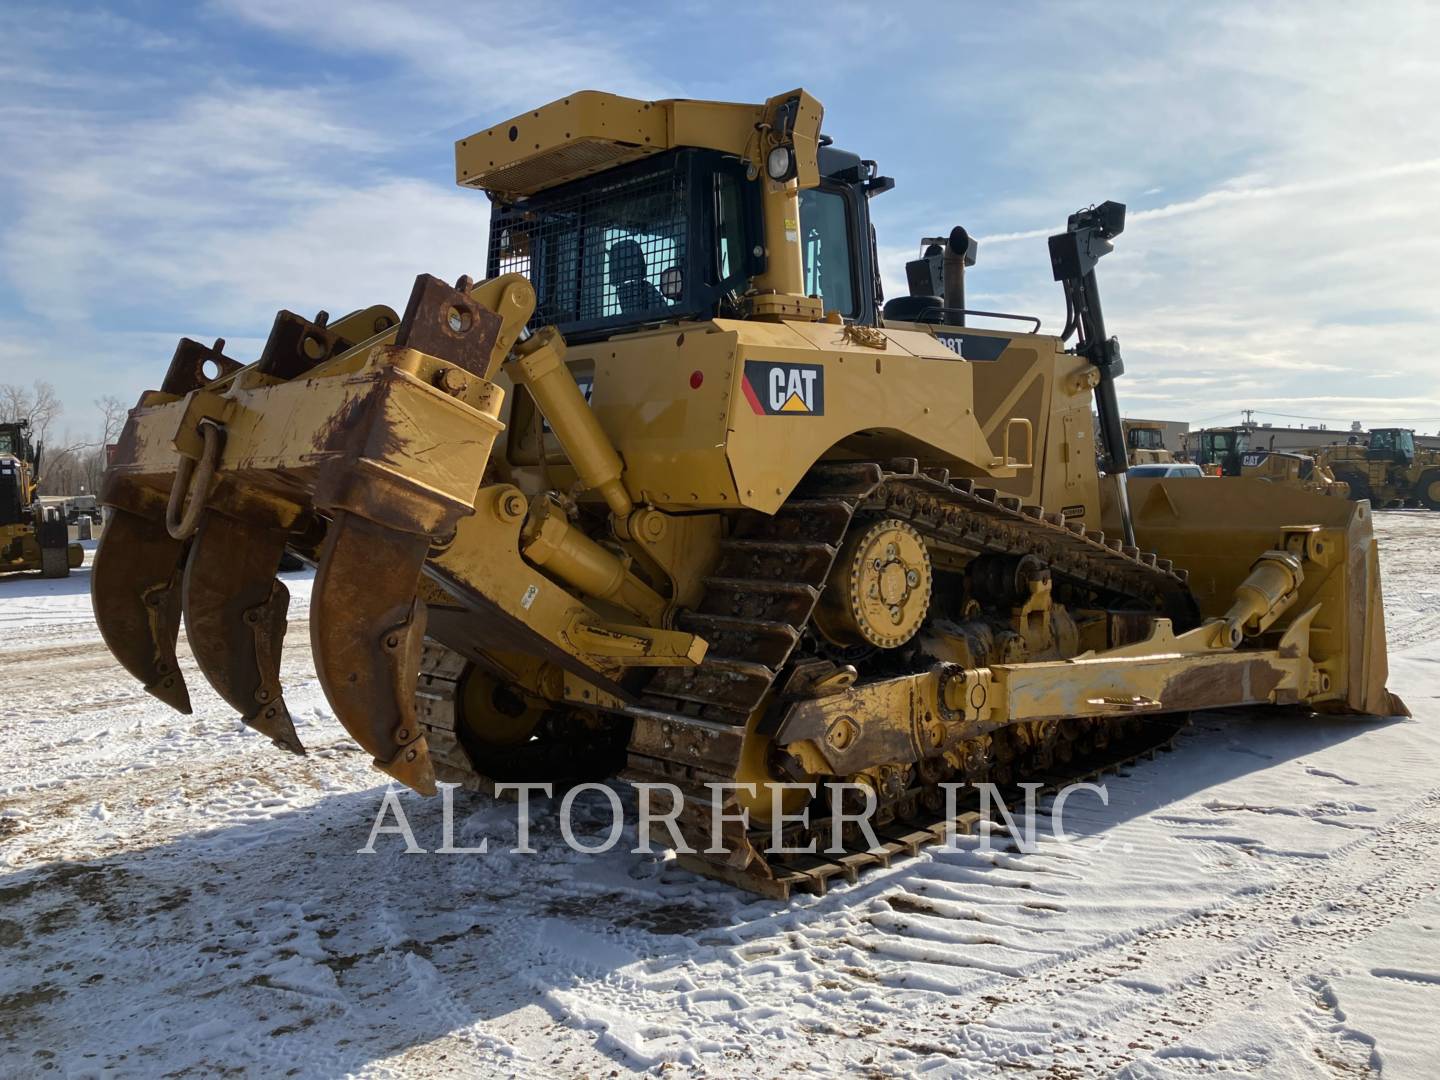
(798, 189, 855, 318)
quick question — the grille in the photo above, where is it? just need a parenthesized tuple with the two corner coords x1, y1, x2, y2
(491, 160, 688, 331)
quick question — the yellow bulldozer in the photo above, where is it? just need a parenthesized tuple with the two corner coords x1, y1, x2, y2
(1313, 428, 1440, 509)
(1239, 448, 1349, 499)
(1193, 427, 1346, 497)
(93, 89, 1403, 897)
(1122, 419, 1176, 465)
(1, 421, 83, 578)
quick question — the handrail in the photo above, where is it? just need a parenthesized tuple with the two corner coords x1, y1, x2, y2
(1002, 417, 1035, 469)
(914, 306, 1043, 334)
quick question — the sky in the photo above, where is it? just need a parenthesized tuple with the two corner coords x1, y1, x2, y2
(2, 1, 1438, 439)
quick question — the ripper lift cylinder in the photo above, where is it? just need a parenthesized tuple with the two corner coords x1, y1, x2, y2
(521, 499, 666, 623)
(509, 328, 633, 519)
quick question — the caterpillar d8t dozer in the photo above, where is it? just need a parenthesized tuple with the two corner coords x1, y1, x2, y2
(1122, 420, 1176, 466)
(1239, 448, 1350, 499)
(94, 89, 1405, 897)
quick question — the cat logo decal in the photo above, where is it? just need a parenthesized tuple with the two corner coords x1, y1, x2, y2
(741, 361, 825, 416)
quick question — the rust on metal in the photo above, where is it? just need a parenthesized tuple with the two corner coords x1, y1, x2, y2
(393, 274, 504, 378)
(310, 510, 436, 794)
(256, 309, 357, 381)
(180, 511, 303, 754)
(1160, 658, 1286, 711)
(90, 508, 192, 713)
(160, 337, 243, 397)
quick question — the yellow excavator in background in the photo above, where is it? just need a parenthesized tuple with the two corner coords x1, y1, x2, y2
(1, 421, 83, 578)
(93, 89, 1403, 897)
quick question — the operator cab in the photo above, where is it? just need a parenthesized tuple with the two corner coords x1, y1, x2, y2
(1127, 426, 1165, 453)
(1367, 427, 1415, 464)
(483, 141, 890, 342)
(1195, 428, 1250, 476)
(0, 422, 35, 527)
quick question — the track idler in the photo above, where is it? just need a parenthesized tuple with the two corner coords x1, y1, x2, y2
(91, 508, 192, 714)
(311, 511, 435, 793)
(181, 511, 304, 753)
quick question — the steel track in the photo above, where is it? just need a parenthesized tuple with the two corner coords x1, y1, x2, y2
(419, 458, 1199, 897)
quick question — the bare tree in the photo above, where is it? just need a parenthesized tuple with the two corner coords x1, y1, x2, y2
(87, 395, 131, 494)
(2, 386, 130, 496)
(0, 379, 63, 443)
(97, 394, 128, 445)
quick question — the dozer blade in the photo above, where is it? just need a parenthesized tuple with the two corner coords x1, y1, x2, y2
(181, 511, 304, 754)
(90, 507, 192, 714)
(311, 510, 436, 794)
(1113, 476, 1405, 717)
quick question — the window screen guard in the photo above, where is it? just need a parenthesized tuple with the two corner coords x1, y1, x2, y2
(489, 156, 690, 332)
(485, 149, 762, 339)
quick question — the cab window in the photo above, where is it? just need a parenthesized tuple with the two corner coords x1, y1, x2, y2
(715, 171, 745, 282)
(798, 188, 855, 318)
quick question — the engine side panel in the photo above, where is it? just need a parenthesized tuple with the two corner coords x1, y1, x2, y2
(542, 320, 1093, 516)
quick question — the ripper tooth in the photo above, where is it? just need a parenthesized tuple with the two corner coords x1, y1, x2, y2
(91, 508, 192, 714)
(311, 511, 435, 794)
(181, 512, 303, 754)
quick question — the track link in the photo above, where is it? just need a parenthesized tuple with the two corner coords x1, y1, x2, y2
(415, 644, 493, 792)
(625, 459, 1199, 896)
(415, 643, 629, 794)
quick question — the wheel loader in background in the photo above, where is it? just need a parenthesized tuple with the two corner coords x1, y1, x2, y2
(93, 89, 1404, 898)
(1, 421, 83, 578)
(1313, 428, 1440, 509)
(1192, 425, 1249, 476)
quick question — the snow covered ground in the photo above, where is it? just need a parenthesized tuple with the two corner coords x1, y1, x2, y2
(2, 518, 1438, 1079)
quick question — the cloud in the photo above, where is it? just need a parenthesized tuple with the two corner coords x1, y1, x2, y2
(978, 159, 1440, 247)
(213, 0, 673, 118)
(0, 2, 692, 432)
(1, 0, 1438, 440)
